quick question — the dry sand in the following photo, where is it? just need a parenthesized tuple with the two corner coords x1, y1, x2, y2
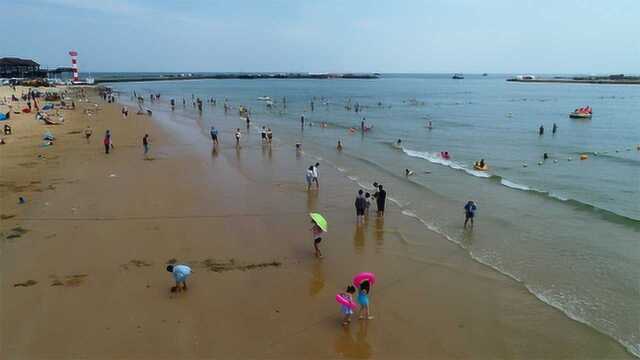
(0, 86, 630, 359)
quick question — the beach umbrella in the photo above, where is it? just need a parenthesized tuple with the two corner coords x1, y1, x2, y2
(309, 213, 328, 232)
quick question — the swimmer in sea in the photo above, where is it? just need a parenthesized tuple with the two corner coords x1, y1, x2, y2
(396, 139, 402, 147)
(405, 169, 414, 176)
(337, 140, 343, 151)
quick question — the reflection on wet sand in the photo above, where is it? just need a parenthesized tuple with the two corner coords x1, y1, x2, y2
(307, 190, 318, 212)
(333, 320, 372, 359)
(308, 260, 325, 297)
(374, 217, 385, 249)
(353, 225, 365, 254)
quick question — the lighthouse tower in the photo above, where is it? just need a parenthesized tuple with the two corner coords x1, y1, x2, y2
(68, 50, 79, 82)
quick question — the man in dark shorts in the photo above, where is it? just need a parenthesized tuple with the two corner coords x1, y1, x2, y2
(210, 126, 219, 145)
(374, 184, 386, 216)
(464, 200, 477, 228)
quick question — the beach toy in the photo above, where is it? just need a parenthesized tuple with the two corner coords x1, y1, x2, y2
(353, 272, 376, 287)
(309, 213, 328, 232)
(336, 294, 356, 309)
(580, 154, 588, 160)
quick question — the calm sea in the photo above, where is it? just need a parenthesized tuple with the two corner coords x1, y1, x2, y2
(109, 74, 640, 356)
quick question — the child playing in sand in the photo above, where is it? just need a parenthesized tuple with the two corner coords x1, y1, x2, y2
(311, 218, 323, 258)
(340, 285, 357, 325)
(357, 281, 373, 320)
(166, 263, 192, 292)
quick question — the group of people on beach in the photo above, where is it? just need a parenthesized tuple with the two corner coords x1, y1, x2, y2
(354, 183, 386, 224)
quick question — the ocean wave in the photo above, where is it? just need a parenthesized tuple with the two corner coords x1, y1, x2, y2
(402, 148, 491, 178)
(401, 147, 640, 225)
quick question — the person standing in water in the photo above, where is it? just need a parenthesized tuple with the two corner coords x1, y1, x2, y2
(374, 184, 386, 216)
(552, 123, 558, 134)
(210, 126, 219, 146)
(355, 189, 366, 225)
(361, 118, 365, 132)
(301, 114, 305, 128)
(539, 125, 544, 136)
(235, 128, 241, 148)
(464, 200, 477, 228)
(312, 162, 320, 189)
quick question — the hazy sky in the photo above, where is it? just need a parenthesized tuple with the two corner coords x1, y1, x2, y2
(4, 0, 639, 73)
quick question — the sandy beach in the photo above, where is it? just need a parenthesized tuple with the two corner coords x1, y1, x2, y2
(0, 85, 631, 359)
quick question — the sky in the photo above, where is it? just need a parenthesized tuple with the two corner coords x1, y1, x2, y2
(3, 0, 639, 74)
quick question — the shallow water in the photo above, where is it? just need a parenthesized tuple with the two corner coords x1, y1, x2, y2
(110, 74, 640, 357)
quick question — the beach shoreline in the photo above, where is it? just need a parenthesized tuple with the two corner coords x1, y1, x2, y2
(0, 85, 633, 359)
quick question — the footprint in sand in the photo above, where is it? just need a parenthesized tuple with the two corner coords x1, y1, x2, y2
(120, 259, 153, 270)
(4, 226, 28, 240)
(50, 274, 88, 287)
(13, 280, 38, 287)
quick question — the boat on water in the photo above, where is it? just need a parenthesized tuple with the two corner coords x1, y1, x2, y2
(452, 73, 464, 79)
(569, 112, 592, 119)
(257, 96, 272, 101)
(482, 73, 488, 76)
(569, 106, 593, 119)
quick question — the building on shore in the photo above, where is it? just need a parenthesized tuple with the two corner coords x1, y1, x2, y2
(0, 57, 46, 78)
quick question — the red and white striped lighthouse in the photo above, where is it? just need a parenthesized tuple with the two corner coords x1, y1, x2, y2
(68, 50, 79, 82)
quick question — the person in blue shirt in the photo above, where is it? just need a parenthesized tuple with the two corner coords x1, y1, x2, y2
(167, 264, 192, 293)
(464, 200, 477, 228)
(210, 126, 219, 146)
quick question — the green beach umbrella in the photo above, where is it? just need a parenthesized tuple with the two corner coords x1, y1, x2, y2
(309, 213, 328, 232)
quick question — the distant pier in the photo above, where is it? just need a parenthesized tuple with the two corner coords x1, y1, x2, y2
(507, 74, 640, 85)
(96, 72, 380, 84)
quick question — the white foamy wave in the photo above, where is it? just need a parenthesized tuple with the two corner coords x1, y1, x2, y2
(549, 193, 569, 201)
(347, 176, 358, 181)
(500, 179, 531, 191)
(400, 209, 462, 246)
(337, 167, 346, 172)
(388, 196, 404, 207)
(403, 148, 490, 178)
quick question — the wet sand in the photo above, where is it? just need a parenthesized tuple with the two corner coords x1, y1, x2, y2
(0, 86, 631, 359)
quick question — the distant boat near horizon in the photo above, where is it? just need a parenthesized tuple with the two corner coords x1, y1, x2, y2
(482, 73, 488, 76)
(452, 73, 464, 79)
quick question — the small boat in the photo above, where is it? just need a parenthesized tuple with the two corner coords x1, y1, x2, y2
(569, 112, 592, 119)
(452, 73, 464, 79)
(257, 96, 272, 101)
(482, 73, 488, 76)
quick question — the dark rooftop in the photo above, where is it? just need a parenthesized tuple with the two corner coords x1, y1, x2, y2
(0, 57, 40, 67)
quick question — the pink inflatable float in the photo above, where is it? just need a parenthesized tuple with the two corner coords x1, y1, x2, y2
(336, 293, 356, 309)
(353, 272, 376, 287)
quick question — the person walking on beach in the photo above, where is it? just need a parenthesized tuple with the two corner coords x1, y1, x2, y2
(166, 263, 192, 293)
(267, 128, 273, 144)
(355, 189, 366, 225)
(103, 130, 112, 154)
(305, 166, 314, 191)
(340, 285, 357, 326)
(235, 128, 241, 148)
(210, 126, 219, 146)
(539, 125, 544, 136)
(312, 162, 320, 189)
(374, 184, 386, 216)
(464, 200, 477, 228)
(357, 281, 374, 320)
(142, 134, 150, 157)
(84, 125, 93, 144)
(311, 218, 324, 258)
(261, 126, 267, 143)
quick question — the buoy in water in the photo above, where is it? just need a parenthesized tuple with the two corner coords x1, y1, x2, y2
(553, 159, 558, 163)
(537, 161, 543, 166)
(568, 157, 572, 161)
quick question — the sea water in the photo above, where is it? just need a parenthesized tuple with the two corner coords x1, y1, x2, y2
(109, 74, 640, 356)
